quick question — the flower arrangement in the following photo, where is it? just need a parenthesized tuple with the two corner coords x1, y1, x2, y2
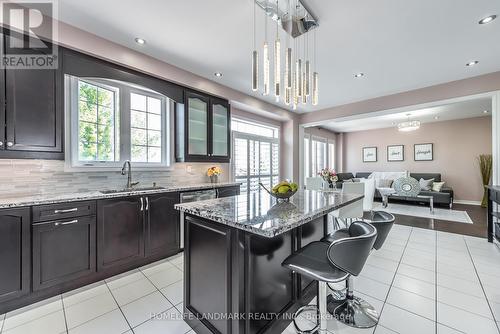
(318, 168, 338, 186)
(207, 166, 222, 176)
(207, 166, 222, 183)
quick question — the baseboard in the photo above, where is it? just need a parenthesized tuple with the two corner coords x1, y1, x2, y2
(454, 200, 482, 206)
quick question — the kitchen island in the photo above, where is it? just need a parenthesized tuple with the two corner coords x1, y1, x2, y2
(175, 189, 364, 334)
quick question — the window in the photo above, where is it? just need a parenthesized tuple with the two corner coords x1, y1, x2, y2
(304, 133, 335, 180)
(231, 118, 279, 194)
(130, 93, 163, 163)
(77, 80, 119, 162)
(68, 76, 169, 169)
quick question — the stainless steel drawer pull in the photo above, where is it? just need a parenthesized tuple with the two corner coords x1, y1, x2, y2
(54, 219, 78, 226)
(54, 208, 78, 214)
(140, 197, 144, 211)
(145, 197, 149, 210)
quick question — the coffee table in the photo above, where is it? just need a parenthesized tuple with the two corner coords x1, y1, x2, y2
(381, 192, 434, 214)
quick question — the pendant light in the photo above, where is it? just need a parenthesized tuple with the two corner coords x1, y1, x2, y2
(263, 0, 270, 95)
(284, 0, 292, 105)
(274, 0, 281, 101)
(252, 0, 258, 91)
(312, 29, 318, 106)
(304, 34, 310, 97)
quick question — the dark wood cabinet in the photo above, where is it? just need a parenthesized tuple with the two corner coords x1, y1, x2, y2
(0, 208, 30, 303)
(217, 185, 241, 198)
(97, 197, 145, 271)
(0, 32, 63, 159)
(32, 216, 96, 291)
(176, 90, 230, 163)
(145, 192, 180, 257)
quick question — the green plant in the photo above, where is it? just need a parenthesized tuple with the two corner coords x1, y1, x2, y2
(478, 154, 493, 208)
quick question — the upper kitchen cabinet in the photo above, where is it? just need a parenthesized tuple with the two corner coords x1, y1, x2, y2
(175, 90, 230, 163)
(0, 31, 63, 159)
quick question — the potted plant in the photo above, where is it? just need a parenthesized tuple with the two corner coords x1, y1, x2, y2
(318, 168, 338, 189)
(478, 154, 492, 208)
(207, 166, 222, 183)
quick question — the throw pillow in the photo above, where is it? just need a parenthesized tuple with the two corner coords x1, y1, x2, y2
(432, 181, 445, 192)
(377, 179, 393, 188)
(419, 178, 434, 191)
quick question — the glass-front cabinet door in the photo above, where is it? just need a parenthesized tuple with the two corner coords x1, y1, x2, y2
(210, 98, 230, 159)
(186, 92, 209, 157)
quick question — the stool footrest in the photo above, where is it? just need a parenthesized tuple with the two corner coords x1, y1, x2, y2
(293, 305, 320, 334)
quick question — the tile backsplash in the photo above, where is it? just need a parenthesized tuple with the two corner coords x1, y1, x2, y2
(0, 159, 229, 198)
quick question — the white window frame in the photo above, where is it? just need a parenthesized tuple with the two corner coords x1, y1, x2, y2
(231, 132, 280, 192)
(230, 118, 280, 193)
(304, 133, 336, 179)
(65, 75, 171, 171)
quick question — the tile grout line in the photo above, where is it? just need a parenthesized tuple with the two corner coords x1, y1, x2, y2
(463, 237, 500, 334)
(104, 281, 134, 333)
(138, 268, 190, 334)
(60, 295, 69, 334)
(372, 227, 414, 334)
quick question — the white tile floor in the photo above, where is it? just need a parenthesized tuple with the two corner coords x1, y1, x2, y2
(1, 225, 500, 334)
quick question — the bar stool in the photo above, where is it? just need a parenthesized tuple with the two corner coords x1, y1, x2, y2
(323, 211, 395, 328)
(282, 221, 377, 333)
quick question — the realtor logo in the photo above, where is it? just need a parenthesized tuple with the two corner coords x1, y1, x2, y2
(0, 0, 58, 69)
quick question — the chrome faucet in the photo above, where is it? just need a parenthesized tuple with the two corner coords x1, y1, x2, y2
(121, 160, 139, 189)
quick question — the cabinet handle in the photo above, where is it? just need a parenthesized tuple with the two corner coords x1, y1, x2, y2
(6, 142, 13, 147)
(0, 141, 3, 147)
(140, 197, 144, 211)
(54, 208, 78, 214)
(145, 197, 149, 211)
(54, 219, 78, 226)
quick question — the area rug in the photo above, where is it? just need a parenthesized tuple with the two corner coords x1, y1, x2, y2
(372, 202, 474, 224)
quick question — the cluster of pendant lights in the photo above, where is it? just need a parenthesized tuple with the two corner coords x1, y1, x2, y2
(252, 0, 318, 108)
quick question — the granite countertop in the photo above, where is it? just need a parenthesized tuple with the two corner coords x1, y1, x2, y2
(0, 182, 242, 209)
(175, 190, 364, 238)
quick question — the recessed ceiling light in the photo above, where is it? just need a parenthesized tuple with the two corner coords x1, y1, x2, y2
(484, 110, 490, 114)
(135, 38, 146, 45)
(354, 72, 365, 78)
(434, 116, 440, 120)
(466, 60, 479, 67)
(214, 72, 223, 77)
(479, 15, 497, 25)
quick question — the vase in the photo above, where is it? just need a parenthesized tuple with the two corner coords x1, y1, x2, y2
(210, 175, 219, 184)
(481, 185, 488, 208)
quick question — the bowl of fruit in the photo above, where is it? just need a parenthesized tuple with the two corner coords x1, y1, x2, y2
(259, 181, 299, 202)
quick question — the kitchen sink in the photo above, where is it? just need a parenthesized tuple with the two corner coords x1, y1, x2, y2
(100, 186, 165, 194)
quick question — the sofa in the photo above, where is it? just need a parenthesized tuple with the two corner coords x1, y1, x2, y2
(337, 172, 454, 208)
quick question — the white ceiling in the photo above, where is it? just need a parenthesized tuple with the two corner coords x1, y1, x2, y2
(320, 97, 492, 132)
(56, 0, 500, 113)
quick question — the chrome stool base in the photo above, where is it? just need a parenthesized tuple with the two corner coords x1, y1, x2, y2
(327, 295, 379, 328)
(327, 282, 346, 301)
(292, 305, 320, 334)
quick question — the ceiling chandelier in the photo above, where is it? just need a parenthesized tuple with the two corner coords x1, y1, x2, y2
(397, 114, 421, 132)
(252, 0, 319, 109)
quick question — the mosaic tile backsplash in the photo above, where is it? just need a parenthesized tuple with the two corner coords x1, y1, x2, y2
(0, 159, 229, 198)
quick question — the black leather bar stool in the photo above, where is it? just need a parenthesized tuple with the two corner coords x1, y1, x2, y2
(282, 221, 377, 333)
(323, 211, 395, 328)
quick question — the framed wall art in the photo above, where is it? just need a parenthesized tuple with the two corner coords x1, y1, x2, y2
(363, 147, 377, 162)
(387, 145, 404, 162)
(414, 143, 433, 161)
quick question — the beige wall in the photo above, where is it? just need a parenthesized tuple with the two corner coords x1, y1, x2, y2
(343, 117, 492, 202)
